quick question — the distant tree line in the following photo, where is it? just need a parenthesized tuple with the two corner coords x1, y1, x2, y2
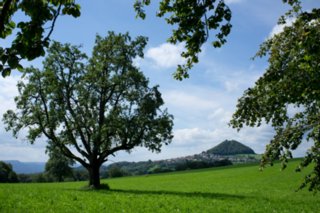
(0, 158, 233, 183)
(0, 159, 89, 183)
(0, 161, 18, 183)
(175, 159, 232, 171)
(106, 159, 233, 177)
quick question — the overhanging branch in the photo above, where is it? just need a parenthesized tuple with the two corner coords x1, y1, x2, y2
(44, 4, 62, 43)
(0, 0, 14, 35)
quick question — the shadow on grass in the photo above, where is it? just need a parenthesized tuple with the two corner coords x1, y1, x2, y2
(101, 188, 247, 200)
(66, 184, 247, 200)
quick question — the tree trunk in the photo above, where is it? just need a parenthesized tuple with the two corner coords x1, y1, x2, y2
(88, 164, 101, 189)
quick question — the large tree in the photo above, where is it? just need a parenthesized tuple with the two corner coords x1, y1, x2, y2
(0, 0, 231, 79)
(230, 2, 320, 191)
(3, 32, 174, 188)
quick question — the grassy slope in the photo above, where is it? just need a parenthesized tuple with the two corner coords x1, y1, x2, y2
(0, 160, 319, 212)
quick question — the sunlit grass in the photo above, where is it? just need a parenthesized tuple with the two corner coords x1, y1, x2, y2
(0, 159, 319, 212)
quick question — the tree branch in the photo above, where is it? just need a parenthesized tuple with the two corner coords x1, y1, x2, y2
(44, 4, 62, 43)
(99, 124, 146, 164)
(58, 62, 92, 155)
(63, 116, 90, 159)
(0, 0, 13, 35)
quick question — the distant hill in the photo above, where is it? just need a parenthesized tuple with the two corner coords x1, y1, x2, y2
(3, 160, 45, 174)
(206, 140, 255, 155)
(104, 140, 258, 176)
(2, 140, 256, 175)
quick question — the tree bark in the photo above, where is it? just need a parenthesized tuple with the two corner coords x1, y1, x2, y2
(88, 164, 101, 189)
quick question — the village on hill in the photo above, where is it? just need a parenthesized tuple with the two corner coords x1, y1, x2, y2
(106, 140, 261, 177)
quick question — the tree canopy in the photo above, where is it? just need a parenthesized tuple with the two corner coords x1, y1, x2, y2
(0, 161, 18, 183)
(0, 0, 81, 77)
(0, 0, 231, 79)
(3, 31, 174, 188)
(45, 141, 75, 182)
(134, 0, 231, 79)
(1, 1, 307, 80)
(230, 2, 320, 191)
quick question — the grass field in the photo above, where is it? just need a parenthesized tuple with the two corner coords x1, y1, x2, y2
(0, 160, 319, 212)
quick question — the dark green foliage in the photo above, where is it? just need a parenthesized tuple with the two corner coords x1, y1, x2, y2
(106, 158, 232, 175)
(17, 169, 88, 183)
(0, 1, 309, 80)
(107, 166, 127, 178)
(206, 140, 255, 155)
(45, 142, 75, 182)
(1, 0, 232, 80)
(175, 159, 232, 171)
(73, 170, 89, 181)
(0, 0, 81, 77)
(17, 174, 32, 183)
(135, 0, 232, 79)
(0, 161, 18, 183)
(16, 173, 49, 183)
(34, 173, 47, 183)
(3, 32, 173, 189)
(230, 1, 320, 192)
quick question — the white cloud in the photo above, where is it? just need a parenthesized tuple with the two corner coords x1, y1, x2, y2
(0, 74, 48, 162)
(164, 90, 217, 111)
(145, 43, 186, 69)
(0, 143, 48, 162)
(269, 18, 295, 38)
(174, 128, 215, 146)
(222, 71, 261, 93)
(0, 75, 19, 114)
(0, 75, 20, 112)
(224, 80, 240, 92)
(0, 75, 20, 131)
(208, 107, 232, 124)
(158, 83, 275, 156)
(169, 124, 274, 156)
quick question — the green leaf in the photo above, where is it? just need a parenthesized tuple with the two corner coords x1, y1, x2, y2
(7, 56, 19, 69)
(2, 68, 11, 77)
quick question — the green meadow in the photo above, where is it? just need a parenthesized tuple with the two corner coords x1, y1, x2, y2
(0, 160, 319, 213)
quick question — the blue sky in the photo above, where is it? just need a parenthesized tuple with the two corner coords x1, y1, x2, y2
(0, 0, 319, 163)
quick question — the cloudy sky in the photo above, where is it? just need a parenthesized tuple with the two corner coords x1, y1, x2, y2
(0, 0, 318, 163)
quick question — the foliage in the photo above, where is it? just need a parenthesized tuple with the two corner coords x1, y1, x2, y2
(107, 158, 233, 175)
(3, 31, 173, 188)
(1, 1, 309, 80)
(0, 0, 232, 80)
(1, 160, 320, 212)
(45, 142, 75, 182)
(230, 2, 320, 192)
(72, 169, 89, 181)
(107, 166, 128, 178)
(206, 140, 255, 155)
(17, 174, 32, 183)
(174, 159, 232, 171)
(17, 169, 88, 183)
(134, 0, 232, 79)
(1, 1, 313, 81)
(0, 0, 81, 77)
(0, 161, 18, 183)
